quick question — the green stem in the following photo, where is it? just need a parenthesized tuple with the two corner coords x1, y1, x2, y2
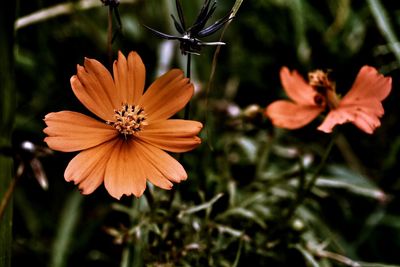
(255, 134, 273, 179)
(0, 3, 16, 267)
(169, 53, 192, 208)
(0, 168, 23, 221)
(183, 53, 192, 120)
(204, 0, 243, 151)
(107, 5, 113, 69)
(281, 156, 307, 224)
(304, 134, 336, 193)
(285, 132, 337, 222)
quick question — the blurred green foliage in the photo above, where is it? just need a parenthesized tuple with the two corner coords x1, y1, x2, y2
(7, 0, 400, 266)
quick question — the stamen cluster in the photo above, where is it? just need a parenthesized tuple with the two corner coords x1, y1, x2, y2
(308, 70, 339, 108)
(107, 104, 148, 137)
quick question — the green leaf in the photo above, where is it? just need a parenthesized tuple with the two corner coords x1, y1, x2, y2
(295, 245, 321, 267)
(178, 193, 224, 218)
(359, 263, 400, 267)
(316, 165, 386, 200)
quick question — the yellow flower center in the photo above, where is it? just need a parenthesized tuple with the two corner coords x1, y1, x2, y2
(308, 70, 340, 109)
(107, 104, 148, 137)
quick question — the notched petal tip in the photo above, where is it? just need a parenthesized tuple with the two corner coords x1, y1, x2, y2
(70, 74, 78, 84)
(169, 68, 185, 78)
(111, 187, 146, 200)
(127, 50, 140, 58)
(83, 57, 97, 68)
(43, 112, 55, 121)
(75, 64, 84, 73)
(194, 136, 202, 145)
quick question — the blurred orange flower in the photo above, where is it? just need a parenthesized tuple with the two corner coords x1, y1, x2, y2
(44, 51, 202, 199)
(265, 66, 392, 134)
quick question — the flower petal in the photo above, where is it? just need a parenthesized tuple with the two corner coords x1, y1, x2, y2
(139, 69, 193, 122)
(138, 119, 203, 152)
(136, 139, 187, 184)
(317, 105, 382, 134)
(44, 111, 118, 152)
(113, 51, 145, 105)
(64, 139, 118, 195)
(280, 67, 317, 105)
(104, 139, 147, 199)
(342, 66, 392, 103)
(132, 145, 173, 190)
(71, 57, 118, 121)
(318, 66, 392, 134)
(265, 100, 323, 129)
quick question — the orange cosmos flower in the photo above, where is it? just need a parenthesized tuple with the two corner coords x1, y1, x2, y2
(43, 51, 202, 199)
(265, 66, 392, 134)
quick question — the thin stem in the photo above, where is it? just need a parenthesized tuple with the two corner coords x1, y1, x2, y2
(183, 53, 192, 120)
(284, 132, 337, 222)
(144, 187, 154, 207)
(255, 133, 273, 179)
(107, 6, 113, 69)
(167, 54, 192, 209)
(204, 0, 243, 151)
(232, 237, 244, 267)
(282, 156, 307, 222)
(304, 133, 336, 193)
(0, 168, 23, 221)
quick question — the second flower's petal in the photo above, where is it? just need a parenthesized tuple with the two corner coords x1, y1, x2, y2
(104, 140, 147, 199)
(139, 69, 194, 122)
(265, 100, 323, 129)
(317, 105, 382, 134)
(343, 66, 392, 103)
(280, 67, 317, 105)
(64, 139, 118, 195)
(44, 111, 118, 152)
(113, 51, 145, 105)
(319, 66, 392, 134)
(138, 120, 203, 152)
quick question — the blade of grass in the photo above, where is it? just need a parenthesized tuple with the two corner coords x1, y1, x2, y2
(367, 0, 400, 64)
(50, 191, 83, 267)
(15, 0, 138, 30)
(0, 2, 16, 267)
(178, 193, 224, 218)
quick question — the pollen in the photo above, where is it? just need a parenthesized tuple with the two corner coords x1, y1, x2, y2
(308, 70, 334, 92)
(106, 104, 148, 137)
(308, 70, 339, 109)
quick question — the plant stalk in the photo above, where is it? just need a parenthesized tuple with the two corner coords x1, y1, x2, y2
(284, 132, 337, 222)
(183, 53, 192, 120)
(107, 5, 113, 69)
(0, 2, 16, 267)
